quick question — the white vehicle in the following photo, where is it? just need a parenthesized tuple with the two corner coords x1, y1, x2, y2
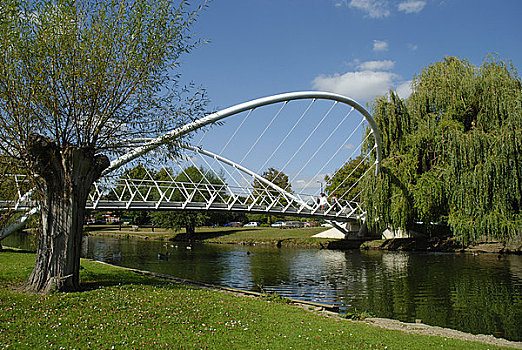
(244, 221, 259, 227)
(271, 221, 285, 227)
(284, 221, 303, 228)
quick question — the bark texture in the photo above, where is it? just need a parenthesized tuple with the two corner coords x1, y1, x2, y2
(22, 134, 109, 293)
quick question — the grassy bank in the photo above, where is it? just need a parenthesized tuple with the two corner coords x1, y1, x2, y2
(84, 224, 174, 240)
(173, 226, 337, 247)
(0, 250, 513, 349)
(85, 225, 338, 248)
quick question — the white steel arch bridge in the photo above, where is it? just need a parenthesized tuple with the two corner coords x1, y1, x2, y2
(0, 91, 382, 239)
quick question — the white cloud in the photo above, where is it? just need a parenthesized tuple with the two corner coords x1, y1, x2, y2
(398, 0, 426, 13)
(349, 0, 390, 18)
(407, 43, 418, 51)
(373, 40, 388, 52)
(293, 174, 329, 190)
(396, 80, 413, 99)
(312, 70, 399, 101)
(357, 60, 395, 71)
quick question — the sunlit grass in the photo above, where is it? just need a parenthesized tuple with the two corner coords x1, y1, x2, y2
(84, 224, 173, 240)
(85, 225, 337, 247)
(176, 226, 337, 247)
(0, 251, 505, 349)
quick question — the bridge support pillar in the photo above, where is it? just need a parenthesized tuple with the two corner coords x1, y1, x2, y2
(313, 221, 366, 239)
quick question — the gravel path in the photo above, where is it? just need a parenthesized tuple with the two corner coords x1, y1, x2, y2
(362, 317, 522, 349)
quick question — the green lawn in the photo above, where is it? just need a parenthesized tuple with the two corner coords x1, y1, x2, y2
(84, 224, 173, 240)
(176, 226, 336, 247)
(85, 225, 337, 248)
(0, 250, 510, 349)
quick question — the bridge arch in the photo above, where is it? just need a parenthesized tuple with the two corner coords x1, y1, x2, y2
(104, 91, 382, 176)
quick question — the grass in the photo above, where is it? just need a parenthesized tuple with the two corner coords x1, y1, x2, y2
(0, 250, 510, 349)
(84, 224, 173, 240)
(84, 225, 338, 248)
(173, 226, 338, 248)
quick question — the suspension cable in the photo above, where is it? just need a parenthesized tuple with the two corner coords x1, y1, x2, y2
(257, 99, 316, 173)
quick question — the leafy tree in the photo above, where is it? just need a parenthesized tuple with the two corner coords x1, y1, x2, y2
(324, 154, 369, 203)
(105, 164, 155, 224)
(251, 168, 292, 224)
(151, 166, 224, 235)
(0, 0, 207, 293)
(252, 168, 292, 206)
(361, 56, 522, 244)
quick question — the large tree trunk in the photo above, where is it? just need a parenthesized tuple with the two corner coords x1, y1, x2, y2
(22, 134, 109, 293)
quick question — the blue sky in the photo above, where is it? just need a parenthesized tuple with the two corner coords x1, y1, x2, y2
(176, 0, 521, 194)
(181, 0, 521, 108)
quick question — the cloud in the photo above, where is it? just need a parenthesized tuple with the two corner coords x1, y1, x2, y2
(348, 0, 390, 18)
(357, 60, 395, 71)
(292, 174, 328, 190)
(407, 43, 418, 51)
(373, 40, 388, 52)
(312, 70, 399, 101)
(398, 1, 426, 13)
(396, 80, 413, 99)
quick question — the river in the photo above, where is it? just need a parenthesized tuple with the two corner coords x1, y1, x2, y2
(4, 232, 522, 341)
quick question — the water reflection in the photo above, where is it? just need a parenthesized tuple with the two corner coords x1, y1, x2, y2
(2, 233, 521, 341)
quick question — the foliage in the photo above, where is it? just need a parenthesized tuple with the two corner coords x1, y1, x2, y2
(252, 167, 292, 207)
(361, 56, 522, 243)
(324, 154, 369, 203)
(151, 166, 226, 234)
(0, 0, 207, 161)
(344, 308, 374, 320)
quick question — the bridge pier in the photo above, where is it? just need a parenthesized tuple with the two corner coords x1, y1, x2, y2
(313, 221, 363, 239)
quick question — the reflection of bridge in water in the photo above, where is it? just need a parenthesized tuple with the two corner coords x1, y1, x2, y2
(1, 91, 382, 239)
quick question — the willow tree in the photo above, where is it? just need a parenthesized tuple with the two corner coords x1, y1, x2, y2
(361, 56, 522, 244)
(0, 0, 207, 293)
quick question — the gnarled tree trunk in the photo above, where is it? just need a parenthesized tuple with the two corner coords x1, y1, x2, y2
(22, 134, 109, 293)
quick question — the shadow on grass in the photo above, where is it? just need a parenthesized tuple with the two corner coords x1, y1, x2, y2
(79, 263, 184, 292)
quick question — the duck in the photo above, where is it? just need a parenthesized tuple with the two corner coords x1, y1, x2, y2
(112, 252, 121, 260)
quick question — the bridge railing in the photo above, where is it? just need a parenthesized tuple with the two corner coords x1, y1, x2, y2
(0, 175, 365, 221)
(87, 177, 364, 220)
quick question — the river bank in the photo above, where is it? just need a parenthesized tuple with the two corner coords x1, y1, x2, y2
(360, 236, 522, 255)
(82, 225, 522, 254)
(1, 250, 520, 349)
(84, 225, 337, 248)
